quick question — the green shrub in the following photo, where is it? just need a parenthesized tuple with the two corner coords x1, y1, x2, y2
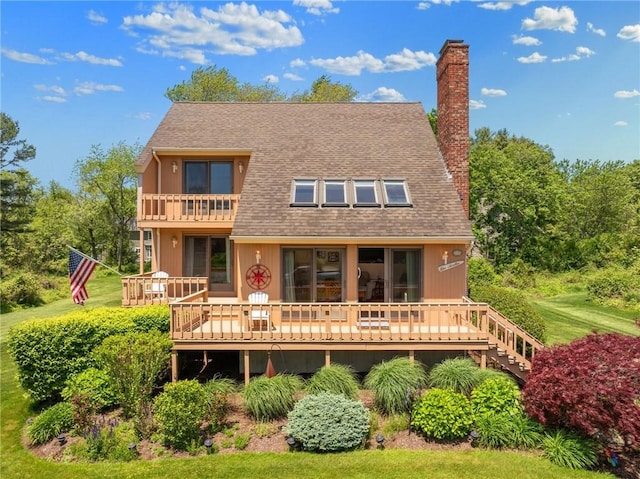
(468, 257, 500, 289)
(306, 363, 360, 399)
(411, 388, 473, 441)
(27, 402, 75, 445)
(427, 357, 480, 396)
(243, 374, 303, 421)
(541, 430, 599, 470)
(473, 367, 514, 386)
(364, 357, 427, 415)
(203, 376, 236, 429)
(62, 368, 117, 411)
(471, 377, 522, 417)
(71, 419, 138, 462)
(7, 306, 169, 402)
(286, 392, 370, 452)
(586, 266, 640, 308)
(0, 271, 43, 309)
(470, 285, 547, 342)
(473, 412, 542, 450)
(381, 413, 410, 437)
(94, 331, 172, 419)
(153, 380, 208, 451)
(233, 432, 251, 450)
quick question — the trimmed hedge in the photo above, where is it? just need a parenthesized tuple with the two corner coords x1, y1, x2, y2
(7, 306, 169, 402)
(469, 285, 546, 343)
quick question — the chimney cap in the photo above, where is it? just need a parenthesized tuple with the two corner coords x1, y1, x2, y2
(439, 39, 466, 55)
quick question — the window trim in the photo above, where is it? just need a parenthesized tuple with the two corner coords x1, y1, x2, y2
(291, 179, 318, 207)
(382, 179, 412, 207)
(322, 180, 349, 207)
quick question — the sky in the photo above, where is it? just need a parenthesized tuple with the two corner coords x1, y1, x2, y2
(1, 1, 639, 190)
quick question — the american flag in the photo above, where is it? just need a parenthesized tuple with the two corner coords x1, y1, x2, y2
(69, 249, 98, 305)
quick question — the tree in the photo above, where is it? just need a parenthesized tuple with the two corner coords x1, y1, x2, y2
(289, 75, 357, 102)
(427, 108, 437, 135)
(165, 65, 285, 102)
(75, 142, 139, 271)
(0, 112, 36, 170)
(522, 333, 640, 447)
(165, 67, 357, 103)
(469, 128, 564, 269)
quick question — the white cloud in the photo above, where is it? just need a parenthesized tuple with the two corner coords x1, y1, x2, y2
(517, 52, 547, 63)
(73, 82, 123, 95)
(293, 0, 339, 15)
(551, 46, 595, 63)
(357, 87, 406, 102)
(290, 58, 306, 68)
(417, 2, 431, 10)
(132, 112, 152, 120)
(481, 88, 507, 97)
(614, 89, 640, 99)
(310, 48, 436, 75)
(122, 2, 303, 62)
(87, 10, 107, 25)
(40, 96, 67, 103)
(58, 51, 123, 66)
(512, 35, 541, 46)
(283, 72, 303, 81)
(477, 1, 533, 11)
(263, 74, 278, 83)
(614, 121, 628, 127)
(587, 22, 606, 37)
(1, 48, 54, 65)
(617, 24, 640, 42)
(469, 99, 487, 109)
(34, 84, 66, 95)
(522, 6, 577, 33)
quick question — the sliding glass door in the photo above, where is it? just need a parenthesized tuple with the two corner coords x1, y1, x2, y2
(283, 248, 344, 302)
(358, 247, 421, 302)
(184, 235, 234, 291)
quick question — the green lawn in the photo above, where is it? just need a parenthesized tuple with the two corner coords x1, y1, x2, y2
(530, 293, 639, 345)
(0, 276, 624, 479)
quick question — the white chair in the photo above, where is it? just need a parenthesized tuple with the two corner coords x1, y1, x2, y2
(145, 271, 168, 300)
(248, 291, 270, 331)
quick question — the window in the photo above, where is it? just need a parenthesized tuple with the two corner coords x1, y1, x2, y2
(292, 180, 317, 206)
(323, 180, 347, 206)
(283, 248, 344, 302)
(383, 180, 410, 206)
(184, 160, 233, 194)
(353, 180, 380, 207)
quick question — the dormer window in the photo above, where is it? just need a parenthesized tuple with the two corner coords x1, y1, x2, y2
(383, 180, 411, 206)
(353, 180, 380, 207)
(291, 180, 317, 206)
(323, 180, 348, 206)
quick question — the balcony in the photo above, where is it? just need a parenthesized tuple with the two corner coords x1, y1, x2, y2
(137, 193, 240, 227)
(121, 273, 209, 306)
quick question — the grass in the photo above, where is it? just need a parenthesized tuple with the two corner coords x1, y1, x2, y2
(530, 292, 639, 345)
(0, 275, 621, 479)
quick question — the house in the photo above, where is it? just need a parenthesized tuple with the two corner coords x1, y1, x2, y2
(123, 40, 543, 383)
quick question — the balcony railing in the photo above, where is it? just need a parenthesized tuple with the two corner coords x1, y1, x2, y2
(121, 274, 208, 306)
(138, 194, 240, 223)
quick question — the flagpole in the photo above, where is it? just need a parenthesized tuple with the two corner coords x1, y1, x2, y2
(67, 245, 124, 276)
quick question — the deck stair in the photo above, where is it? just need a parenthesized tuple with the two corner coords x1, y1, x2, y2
(467, 302, 545, 383)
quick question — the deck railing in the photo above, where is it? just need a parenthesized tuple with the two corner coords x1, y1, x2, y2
(138, 193, 240, 223)
(121, 274, 208, 306)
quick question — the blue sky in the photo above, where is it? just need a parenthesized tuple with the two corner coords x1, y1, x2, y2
(2, 1, 639, 189)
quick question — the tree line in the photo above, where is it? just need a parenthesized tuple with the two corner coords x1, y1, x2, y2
(1, 67, 638, 307)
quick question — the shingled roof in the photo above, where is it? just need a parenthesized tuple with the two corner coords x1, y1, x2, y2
(138, 101, 473, 241)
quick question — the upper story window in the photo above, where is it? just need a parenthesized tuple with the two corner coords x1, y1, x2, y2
(383, 180, 411, 206)
(184, 160, 233, 194)
(292, 180, 317, 206)
(353, 180, 380, 207)
(323, 180, 348, 206)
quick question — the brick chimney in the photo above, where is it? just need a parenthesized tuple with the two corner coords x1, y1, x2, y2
(436, 39, 469, 218)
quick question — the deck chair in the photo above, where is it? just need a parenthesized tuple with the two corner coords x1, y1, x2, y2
(145, 271, 168, 300)
(248, 291, 270, 331)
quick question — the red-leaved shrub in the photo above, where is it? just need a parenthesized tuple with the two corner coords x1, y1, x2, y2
(522, 333, 640, 447)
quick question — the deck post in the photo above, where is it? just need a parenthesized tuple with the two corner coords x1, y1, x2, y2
(409, 350, 415, 363)
(480, 350, 487, 369)
(325, 350, 331, 367)
(244, 350, 250, 385)
(171, 350, 178, 383)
